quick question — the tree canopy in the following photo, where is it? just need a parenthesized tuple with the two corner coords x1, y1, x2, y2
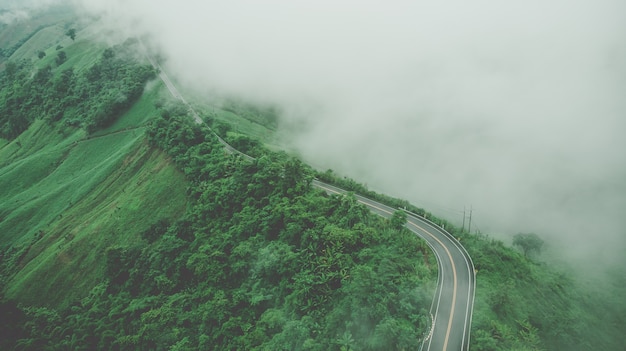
(65, 28, 76, 41)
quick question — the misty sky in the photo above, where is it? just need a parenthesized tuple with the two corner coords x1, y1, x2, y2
(7, 1, 626, 265)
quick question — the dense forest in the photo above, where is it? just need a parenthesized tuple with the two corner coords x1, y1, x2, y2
(1, 13, 625, 351)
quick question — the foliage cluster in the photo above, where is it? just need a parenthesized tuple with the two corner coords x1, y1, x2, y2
(0, 43, 155, 139)
(512, 232, 544, 258)
(462, 233, 624, 351)
(316, 169, 456, 230)
(0, 107, 434, 350)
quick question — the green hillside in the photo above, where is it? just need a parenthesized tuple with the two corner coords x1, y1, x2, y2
(0, 9, 624, 351)
(0, 5, 76, 63)
(0, 88, 189, 307)
(0, 12, 189, 310)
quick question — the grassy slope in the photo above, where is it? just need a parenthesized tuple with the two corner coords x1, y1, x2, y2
(0, 11, 188, 309)
(0, 78, 189, 308)
(0, 120, 86, 245)
(4, 139, 188, 308)
(0, 5, 75, 68)
(28, 33, 106, 75)
(9, 24, 67, 62)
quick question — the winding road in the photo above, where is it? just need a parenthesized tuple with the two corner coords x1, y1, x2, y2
(312, 181, 476, 351)
(143, 44, 476, 350)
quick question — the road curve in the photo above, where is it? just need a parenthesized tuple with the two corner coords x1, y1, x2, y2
(143, 46, 476, 350)
(313, 180, 476, 351)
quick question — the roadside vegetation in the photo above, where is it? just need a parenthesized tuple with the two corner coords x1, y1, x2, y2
(0, 10, 624, 351)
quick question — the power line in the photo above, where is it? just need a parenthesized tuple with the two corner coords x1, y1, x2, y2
(461, 205, 476, 233)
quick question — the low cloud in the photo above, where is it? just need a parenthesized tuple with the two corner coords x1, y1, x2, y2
(61, 1, 626, 266)
(0, 9, 29, 25)
(0, 0, 68, 24)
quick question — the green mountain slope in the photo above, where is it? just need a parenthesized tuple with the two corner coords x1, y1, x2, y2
(0, 13, 189, 309)
(0, 89, 189, 308)
(0, 9, 624, 351)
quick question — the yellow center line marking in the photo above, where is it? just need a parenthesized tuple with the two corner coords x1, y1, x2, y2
(407, 220, 457, 351)
(315, 183, 459, 351)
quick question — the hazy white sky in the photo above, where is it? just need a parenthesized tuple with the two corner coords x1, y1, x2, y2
(12, 0, 626, 264)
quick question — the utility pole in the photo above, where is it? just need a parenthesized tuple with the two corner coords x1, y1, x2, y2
(468, 205, 473, 234)
(462, 206, 466, 232)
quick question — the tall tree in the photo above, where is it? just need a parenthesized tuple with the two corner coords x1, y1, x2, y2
(66, 28, 76, 41)
(390, 210, 407, 230)
(55, 51, 67, 66)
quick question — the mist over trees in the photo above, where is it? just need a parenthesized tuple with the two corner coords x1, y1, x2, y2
(70, 0, 626, 271)
(513, 233, 544, 258)
(2, 96, 622, 349)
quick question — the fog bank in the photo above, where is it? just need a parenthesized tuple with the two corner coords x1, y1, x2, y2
(17, 1, 626, 265)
